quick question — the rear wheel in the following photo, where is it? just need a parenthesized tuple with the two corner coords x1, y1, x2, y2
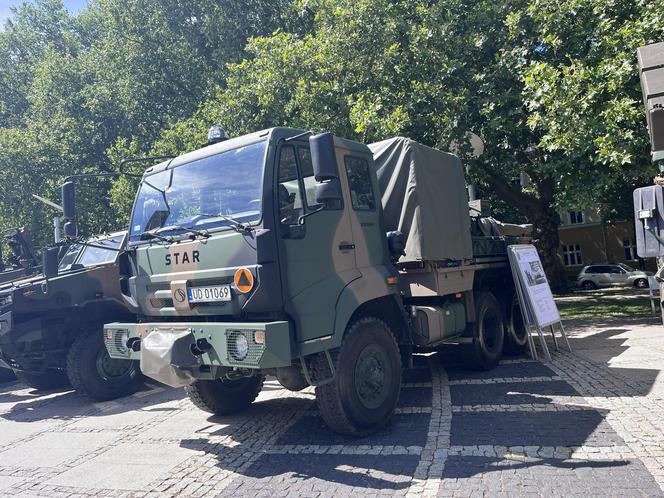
(581, 280, 596, 290)
(471, 292, 504, 370)
(14, 368, 70, 391)
(504, 294, 528, 355)
(315, 317, 401, 437)
(185, 375, 265, 415)
(67, 327, 143, 401)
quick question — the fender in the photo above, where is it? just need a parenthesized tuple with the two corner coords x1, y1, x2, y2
(329, 264, 399, 350)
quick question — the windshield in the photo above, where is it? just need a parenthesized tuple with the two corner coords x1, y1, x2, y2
(76, 234, 124, 267)
(58, 234, 124, 271)
(618, 263, 635, 272)
(129, 141, 267, 242)
(58, 244, 82, 271)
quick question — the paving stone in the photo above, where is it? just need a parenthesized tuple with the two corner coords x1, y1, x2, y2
(446, 361, 556, 381)
(276, 413, 431, 447)
(450, 409, 624, 448)
(450, 380, 579, 406)
(0, 432, 116, 468)
(217, 453, 419, 497)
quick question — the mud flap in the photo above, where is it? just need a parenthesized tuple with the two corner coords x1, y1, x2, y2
(140, 329, 201, 388)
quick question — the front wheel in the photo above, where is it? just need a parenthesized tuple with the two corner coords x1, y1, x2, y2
(67, 327, 143, 401)
(471, 292, 504, 370)
(185, 375, 265, 415)
(14, 368, 70, 391)
(634, 278, 648, 289)
(315, 317, 402, 437)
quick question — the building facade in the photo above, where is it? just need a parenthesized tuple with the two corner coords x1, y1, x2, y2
(557, 209, 655, 280)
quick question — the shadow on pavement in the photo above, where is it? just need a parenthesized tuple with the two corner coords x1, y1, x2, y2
(0, 380, 183, 423)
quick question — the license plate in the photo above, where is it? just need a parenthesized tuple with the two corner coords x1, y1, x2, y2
(187, 285, 231, 303)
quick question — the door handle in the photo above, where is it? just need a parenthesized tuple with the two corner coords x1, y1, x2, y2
(338, 243, 356, 251)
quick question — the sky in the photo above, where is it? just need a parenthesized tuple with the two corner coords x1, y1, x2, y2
(0, 0, 89, 27)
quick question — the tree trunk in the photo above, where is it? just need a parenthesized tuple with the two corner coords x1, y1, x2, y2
(530, 203, 569, 293)
(483, 168, 568, 293)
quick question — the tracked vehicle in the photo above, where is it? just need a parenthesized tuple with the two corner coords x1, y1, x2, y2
(102, 128, 528, 435)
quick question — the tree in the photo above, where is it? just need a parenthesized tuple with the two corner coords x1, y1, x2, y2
(150, 0, 663, 291)
(0, 0, 295, 246)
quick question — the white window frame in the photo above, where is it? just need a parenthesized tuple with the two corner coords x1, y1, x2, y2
(568, 211, 584, 225)
(623, 238, 638, 261)
(562, 244, 583, 266)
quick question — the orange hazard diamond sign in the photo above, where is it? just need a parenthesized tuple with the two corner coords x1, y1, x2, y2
(234, 268, 254, 293)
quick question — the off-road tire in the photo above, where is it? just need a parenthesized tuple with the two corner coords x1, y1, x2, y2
(185, 375, 265, 416)
(471, 292, 505, 370)
(66, 327, 143, 401)
(315, 317, 402, 437)
(504, 294, 528, 355)
(14, 368, 70, 390)
(581, 280, 596, 290)
(634, 278, 648, 289)
(0, 367, 15, 383)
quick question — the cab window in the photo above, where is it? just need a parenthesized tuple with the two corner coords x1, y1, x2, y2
(277, 146, 303, 225)
(344, 156, 375, 211)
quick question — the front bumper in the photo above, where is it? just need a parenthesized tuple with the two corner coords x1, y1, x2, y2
(104, 321, 293, 372)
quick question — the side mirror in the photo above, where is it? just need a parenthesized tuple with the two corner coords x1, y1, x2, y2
(315, 179, 342, 209)
(43, 246, 59, 278)
(310, 132, 338, 181)
(64, 221, 77, 238)
(62, 182, 76, 220)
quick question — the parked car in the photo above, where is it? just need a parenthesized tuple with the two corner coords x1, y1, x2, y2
(576, 263, 653, 290)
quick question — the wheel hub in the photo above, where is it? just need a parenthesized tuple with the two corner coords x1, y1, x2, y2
(96, 349, 133, 381)
(355, 345, 391, 410)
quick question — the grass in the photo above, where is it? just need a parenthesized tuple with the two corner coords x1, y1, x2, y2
(555, 289, 654, 320)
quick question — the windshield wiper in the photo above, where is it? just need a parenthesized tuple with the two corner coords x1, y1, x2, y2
(140, 230, 175, 243)
(197, 213, 254, 233)
(155, 225, 211, 239)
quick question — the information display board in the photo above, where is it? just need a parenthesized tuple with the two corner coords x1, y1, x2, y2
(508, 245, 560, 327)
(508, 244, 570, 361)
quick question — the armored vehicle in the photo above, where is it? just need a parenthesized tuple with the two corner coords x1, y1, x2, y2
(103, 128, 527, 435)
(0, 231, 143, 399)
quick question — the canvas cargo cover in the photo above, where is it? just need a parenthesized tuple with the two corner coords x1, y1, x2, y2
(369, 137, 472, 263)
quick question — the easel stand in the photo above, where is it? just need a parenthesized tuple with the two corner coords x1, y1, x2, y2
(508, 245, 572, 362)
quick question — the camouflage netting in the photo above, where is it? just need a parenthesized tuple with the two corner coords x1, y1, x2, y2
(369, 137, 472, 263)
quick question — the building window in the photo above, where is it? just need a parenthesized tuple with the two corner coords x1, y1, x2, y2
(623, 239, 637, 261)
(568, 211, 584, 224)
(562, 244, 583, 266)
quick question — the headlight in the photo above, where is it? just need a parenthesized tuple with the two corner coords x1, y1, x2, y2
(234, 332, 249, 361)
(0, 294, 12, 306)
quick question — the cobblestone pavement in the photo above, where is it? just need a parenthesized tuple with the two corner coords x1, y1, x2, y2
(0, 316, 663, 497)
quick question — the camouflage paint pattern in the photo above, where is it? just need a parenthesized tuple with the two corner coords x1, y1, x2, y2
(0, 232, 136, 372)
(105, 128, 401, 379)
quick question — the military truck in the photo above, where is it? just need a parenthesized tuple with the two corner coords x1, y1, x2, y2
(101, 128, 527, 435)
(0, 231, 144, 399)
(633, 42, 664, 319)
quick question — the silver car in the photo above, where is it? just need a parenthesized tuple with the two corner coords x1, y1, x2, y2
(576, 263, 653, 290)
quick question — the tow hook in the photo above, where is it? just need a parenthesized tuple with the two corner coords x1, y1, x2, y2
(126, 337, 141, 352)
(190, 338, 212, 356)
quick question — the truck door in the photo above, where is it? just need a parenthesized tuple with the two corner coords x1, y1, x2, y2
(341, 153, 387, 271)
(276, 143, 359, 343)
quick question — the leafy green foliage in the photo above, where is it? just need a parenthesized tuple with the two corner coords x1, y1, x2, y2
(1, 0, 662, 289)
